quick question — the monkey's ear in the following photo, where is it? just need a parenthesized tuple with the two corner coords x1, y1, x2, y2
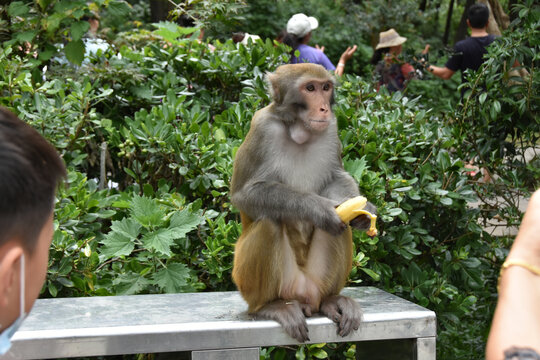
(266, 72, 282, 104)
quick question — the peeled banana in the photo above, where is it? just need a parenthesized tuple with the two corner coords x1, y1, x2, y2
(336, 196, 378, 237)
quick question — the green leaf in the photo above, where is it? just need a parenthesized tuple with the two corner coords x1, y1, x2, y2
(387, 208, 403, 216)
(65, 39, 85, 65)
(15, 31, 37, 43)
(344, 156, 368, 182)
(361, 267, 380, 281)
(141, 227, 176, 256)
(153, 21, 183, 43)
(440, 197, 453, 206)
(479, 92, 487, 104)
(111, 217, 142, 238)
(100, 218, 140, 259)
(153, 263, 191, 293)
(130, 194, 165, 228)
(8, 2, 30, 17)
(312, 349, 328, 359)
(71, 21, 90, 42)
(113, 272, 150, 295)
(169, 208, 205, 237)
(106, 0, 132, 17)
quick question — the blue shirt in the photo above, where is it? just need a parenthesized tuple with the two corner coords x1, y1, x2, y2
(291, 44, 336, 71)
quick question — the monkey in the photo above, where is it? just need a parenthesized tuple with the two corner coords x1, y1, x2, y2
(230, 63, 377, 343)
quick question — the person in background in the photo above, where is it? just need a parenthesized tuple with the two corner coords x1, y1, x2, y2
(283, 13, 357, 76)
(232, 32, 261, 46)
(0, 107, 66, 355)
(426, 3, 496, 85)
(486, 189, 540, 360)
(371, 28, 429, 92)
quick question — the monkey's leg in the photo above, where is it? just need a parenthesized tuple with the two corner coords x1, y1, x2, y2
(232, 219, 282, 312)
(304, 227, 362, 337)
(232, 220, 316, 342)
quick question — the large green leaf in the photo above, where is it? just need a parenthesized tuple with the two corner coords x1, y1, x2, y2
(141, 227, 176, 256)
(100, 218, 140, 259)
(153, 263, 191, 293)
(71, 21, 90, 42)
(65, 39, 85, 65)
(130, 194, 165, 228)
(8, 2, 30, 17)
(113, 272, 150, 295)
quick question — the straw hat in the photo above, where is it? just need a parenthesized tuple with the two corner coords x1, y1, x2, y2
(287, 13, 319, 38)
(375, 28, 407, 49)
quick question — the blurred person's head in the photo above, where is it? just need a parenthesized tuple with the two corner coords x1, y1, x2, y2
(371, 29, 407, 64)
(0, 107, 65, 354)
(283, 13, 319, 49)
(467, 3, 490, 29)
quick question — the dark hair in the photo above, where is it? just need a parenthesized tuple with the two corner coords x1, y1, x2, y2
(275, 29, 287, 43)
(232, 32, 245, 43)
(370, 47, 390, 65)
(282, 32, 307, 60)
(0, 107, 66, 252)
(283, 32, 304, 51)
(467, 3, 490, 29)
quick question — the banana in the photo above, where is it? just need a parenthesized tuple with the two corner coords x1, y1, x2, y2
(335, 196, 378, 237)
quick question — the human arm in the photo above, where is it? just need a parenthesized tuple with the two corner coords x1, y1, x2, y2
(334, 45, 357, 76)
(426, 64, 455, 80)
(486, 190, 540, 360)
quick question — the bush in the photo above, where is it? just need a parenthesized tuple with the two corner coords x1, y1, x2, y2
(1, 1, 538, 359)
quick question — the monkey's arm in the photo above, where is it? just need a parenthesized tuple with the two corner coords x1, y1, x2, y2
(231, 178, 346, 236)
(320, 169, 360, 204)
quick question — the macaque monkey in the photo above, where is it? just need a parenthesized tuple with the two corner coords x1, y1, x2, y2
(231, 63, 376, 342)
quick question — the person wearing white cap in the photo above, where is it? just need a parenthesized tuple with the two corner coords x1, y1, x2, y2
(370, 28, 429, 92)
(283, 13, 357, 76)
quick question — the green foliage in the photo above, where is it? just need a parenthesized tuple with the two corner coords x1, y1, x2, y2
(1, 0, 131, 66)
(1, 1, 538, 359)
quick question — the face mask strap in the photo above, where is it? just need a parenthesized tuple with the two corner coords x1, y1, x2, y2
(19, 253, 25, 318)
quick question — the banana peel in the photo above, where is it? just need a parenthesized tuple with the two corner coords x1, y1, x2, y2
(336, 196, 378, 237)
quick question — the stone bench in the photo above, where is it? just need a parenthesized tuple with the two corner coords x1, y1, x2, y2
(4, 287, 436, 360)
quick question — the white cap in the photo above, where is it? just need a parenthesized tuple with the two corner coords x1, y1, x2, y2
(286, 13, 318, 38)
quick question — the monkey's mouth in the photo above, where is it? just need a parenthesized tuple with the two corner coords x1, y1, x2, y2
(309, 119, 329, 131)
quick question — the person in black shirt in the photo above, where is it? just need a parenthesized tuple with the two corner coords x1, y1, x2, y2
(427, 3, 496, 83)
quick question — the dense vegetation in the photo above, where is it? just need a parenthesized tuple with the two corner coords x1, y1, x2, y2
(0, 0, 538, 359)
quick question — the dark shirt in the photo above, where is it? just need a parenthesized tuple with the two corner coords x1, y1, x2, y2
(445, 34, 497, 82)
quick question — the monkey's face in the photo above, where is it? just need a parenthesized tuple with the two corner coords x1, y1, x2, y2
(298, 80, 334, 132)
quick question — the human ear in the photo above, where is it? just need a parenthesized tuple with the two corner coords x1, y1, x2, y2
(0, 245, 24, 308)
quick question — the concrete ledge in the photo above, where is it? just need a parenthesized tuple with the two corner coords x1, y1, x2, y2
(5, 287, 436, 359)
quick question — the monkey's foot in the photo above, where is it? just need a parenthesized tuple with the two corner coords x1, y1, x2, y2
(255, 299, 311, 342)
(320, 295, 362, 337)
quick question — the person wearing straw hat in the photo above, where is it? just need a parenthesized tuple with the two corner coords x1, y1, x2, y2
(370, 28, 429, 92)
(283, 13, 357, 76)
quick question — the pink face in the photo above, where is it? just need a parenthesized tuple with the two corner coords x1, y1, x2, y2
(298, 80, 334, 132)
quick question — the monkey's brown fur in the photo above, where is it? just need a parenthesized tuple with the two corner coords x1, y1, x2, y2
(231, 64, 372, 342)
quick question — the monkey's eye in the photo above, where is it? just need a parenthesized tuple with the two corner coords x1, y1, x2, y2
(323, 83, 331, 91)
(306, 84, 315, 92)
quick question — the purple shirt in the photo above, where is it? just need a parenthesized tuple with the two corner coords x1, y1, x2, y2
(291, 44, 336, 71)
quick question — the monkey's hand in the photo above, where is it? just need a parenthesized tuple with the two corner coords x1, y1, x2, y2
(320, 295, 362, 337)
(319, 199, 348, 236)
